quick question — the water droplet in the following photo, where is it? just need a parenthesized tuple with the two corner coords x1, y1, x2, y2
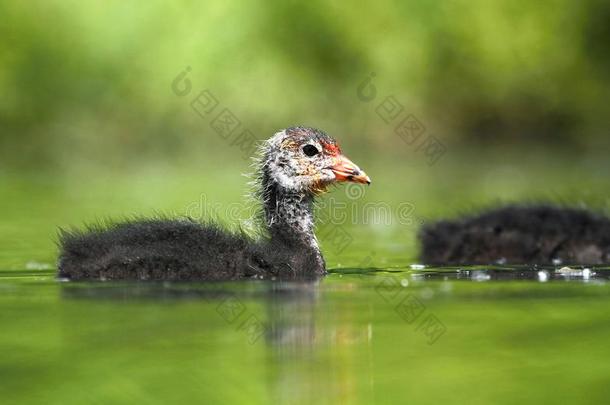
(537, 270, 549, 282)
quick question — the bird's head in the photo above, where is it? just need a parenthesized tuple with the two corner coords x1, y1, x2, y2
(263, 127, 371, 194)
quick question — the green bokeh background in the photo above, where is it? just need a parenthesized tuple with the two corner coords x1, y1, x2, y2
(1, 0, 610, 269)
(1, 0, 609, 171)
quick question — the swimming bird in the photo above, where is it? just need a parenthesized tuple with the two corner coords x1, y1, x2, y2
(419, 205, 610, 265)
(58, 127, 370, 281)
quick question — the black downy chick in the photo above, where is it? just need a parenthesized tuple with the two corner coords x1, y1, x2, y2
(419, 204, 610, 265)
(58, 127, 370, 281)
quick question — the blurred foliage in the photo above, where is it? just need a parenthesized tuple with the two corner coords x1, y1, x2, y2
(0, 0, 609, 171)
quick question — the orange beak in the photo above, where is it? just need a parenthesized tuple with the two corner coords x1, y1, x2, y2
(329, 154, 371, 185)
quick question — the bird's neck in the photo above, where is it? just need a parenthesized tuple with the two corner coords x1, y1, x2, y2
(261, 174, 324, 269)
(263, 180, 317, 246)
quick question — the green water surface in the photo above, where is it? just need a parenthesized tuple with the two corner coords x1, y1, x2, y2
(2, 150, 610, 404)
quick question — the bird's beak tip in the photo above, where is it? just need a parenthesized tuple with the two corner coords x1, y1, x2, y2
(329, 154, 371, 185)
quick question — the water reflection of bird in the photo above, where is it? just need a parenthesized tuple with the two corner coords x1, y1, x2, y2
(57, 127, 370, 281)
(420, 205, 610, 265)
(264, 281, 373, 404)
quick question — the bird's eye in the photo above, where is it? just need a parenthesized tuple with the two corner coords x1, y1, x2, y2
(302, 144, 320, 157)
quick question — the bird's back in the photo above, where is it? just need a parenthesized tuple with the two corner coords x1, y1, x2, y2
(419, 205, 610, 265)
(58, 219, 258, 281)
